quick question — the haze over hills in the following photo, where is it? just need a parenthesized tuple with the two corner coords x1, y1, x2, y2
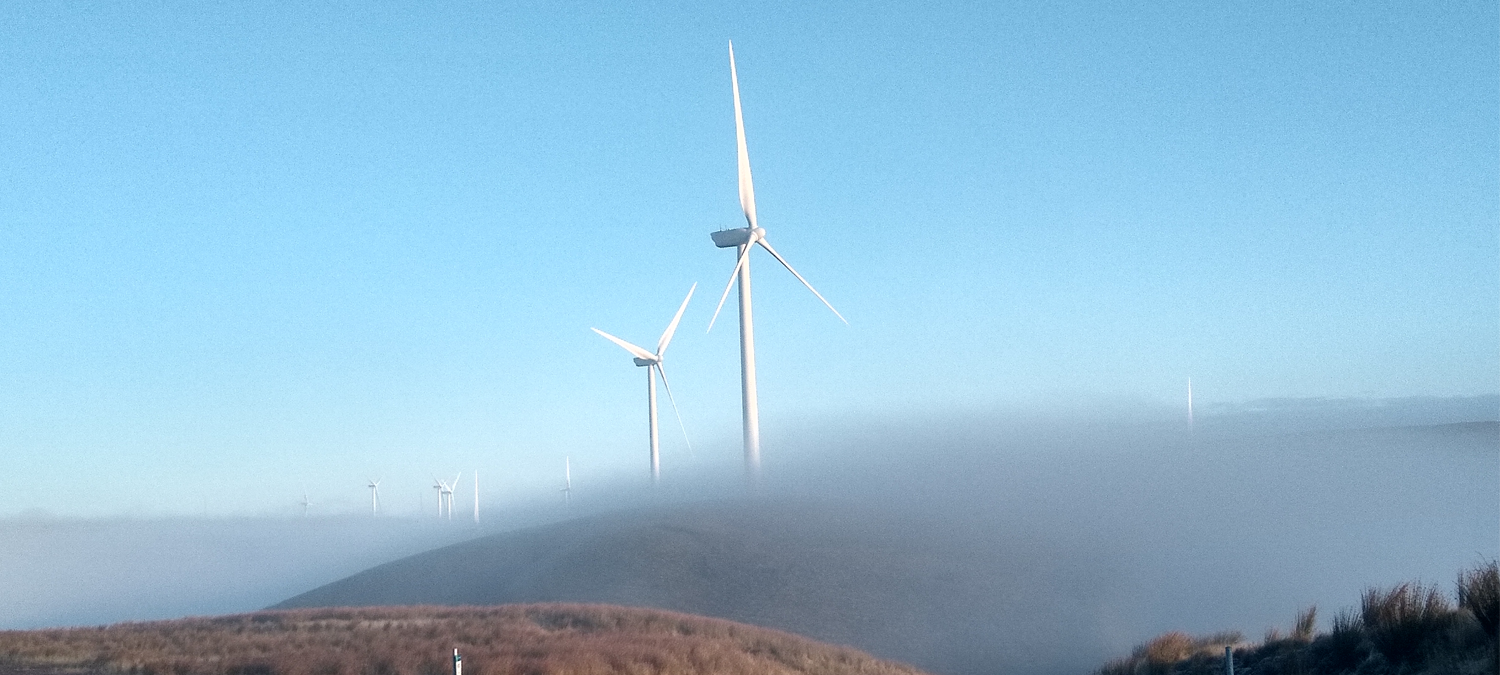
(275, 408, 1499, 675)
(276, 500, 1107, 675)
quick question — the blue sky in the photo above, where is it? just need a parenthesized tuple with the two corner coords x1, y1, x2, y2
(1, 1, 1495, 516)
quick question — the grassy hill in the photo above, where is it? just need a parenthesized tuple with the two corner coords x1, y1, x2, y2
(271, 499, 1110, 675)
(0, 604, 930, 675)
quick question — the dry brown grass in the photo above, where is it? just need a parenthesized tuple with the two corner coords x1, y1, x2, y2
(0, 604, 930, 675)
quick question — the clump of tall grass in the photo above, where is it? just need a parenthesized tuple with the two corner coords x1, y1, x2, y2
(1360, 581, 1452, 665)
(1097, 631, 1240, 675)
(1459, 562, 1499, 640)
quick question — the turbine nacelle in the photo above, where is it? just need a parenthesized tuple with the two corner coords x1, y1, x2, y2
(710, 227, 763, 249)
(632, 357, 657, 367)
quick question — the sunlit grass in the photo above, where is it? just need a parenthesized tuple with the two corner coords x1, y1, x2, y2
(0, 604, 930, 675)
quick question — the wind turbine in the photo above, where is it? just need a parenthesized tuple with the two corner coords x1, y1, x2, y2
(299, 490, 311, 517)
(561, 456, 572, 506)
(447, 473, 461, 520)
(367, 478, 381, 516)
(592, 284, 697, 484)
(1188, 377, 1194, 427)
(432, 479, 445, 518)
(708, 41, 846, 480)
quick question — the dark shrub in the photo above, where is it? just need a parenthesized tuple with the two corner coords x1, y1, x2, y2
(1310, 609, 1366, 673)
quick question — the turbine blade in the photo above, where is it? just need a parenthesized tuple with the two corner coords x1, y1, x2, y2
(591, 328, 655, 361)
(707, 241, 755, 332)
(655, 363, 693, 456)
(656, 283, 696, 357)
(756, 238, 847, 324)
(729, 41, 757, 230)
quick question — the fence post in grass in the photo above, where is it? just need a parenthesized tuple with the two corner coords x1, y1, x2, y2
(452, 649, 462, 675)
(1224, 645, 1234, 675)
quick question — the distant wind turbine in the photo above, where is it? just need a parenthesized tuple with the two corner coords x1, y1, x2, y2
(707, 41, 846, 481)
(432, 478, 445, 518)
(367, 478, 381, 516)
(440, 473, 461, 520)
(561, 457, 572, 506)
(1187, 377, 1194, 427)
(592, 284, 697, 484)
(299, 490, 311, 517)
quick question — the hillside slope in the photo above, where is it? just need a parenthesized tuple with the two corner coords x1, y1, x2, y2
(0, 603, 930, 675)
(274, 500, 1110, 675)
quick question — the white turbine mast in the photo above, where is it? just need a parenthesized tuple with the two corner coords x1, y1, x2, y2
(708, 41, 846, 481)
(299, 490, 312, 517)
(592, 284, 697, 484)
(1188, 377, 1194, 427)
(367, 478, 381, 516)
(441, 473, 460, 520)
(561, 456, 572, 506)
(432, 478, 445, 519)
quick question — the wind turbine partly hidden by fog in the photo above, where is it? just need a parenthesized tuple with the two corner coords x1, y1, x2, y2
(592, 284, 696, 484)
(561, 457, 572, 506)
(367, 478, 380, 516)
(708, 41, 847, 480)
(1188, 378, 1195, 427)
(444, 474, 460, 520)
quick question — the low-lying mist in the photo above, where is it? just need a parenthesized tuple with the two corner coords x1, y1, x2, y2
(1, 395, 1494, 675)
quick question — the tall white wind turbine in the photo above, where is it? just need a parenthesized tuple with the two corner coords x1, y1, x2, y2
(561, 457, 572, 506)
(432, 478, 445, 518)
(299, 490, 311, 517)
(708, 41, 846, 480)
(367, 478, 381, 516)
(592, 284, 697, 484)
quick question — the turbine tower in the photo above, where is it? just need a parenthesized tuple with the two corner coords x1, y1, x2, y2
(432, 478, 445, 518)
(299, 490, 311, 517)
(708, 41, 846, 480)
(367, 478, 381, 516)
(442, 473, 461, 520)
(1188, 377, 1195, 427)
(592, 284, 697, 484)
(561, 456, 572, 506)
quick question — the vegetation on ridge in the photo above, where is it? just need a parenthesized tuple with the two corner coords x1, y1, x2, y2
(1097, 561, 1499, 675)
(0, 604, 930, 675)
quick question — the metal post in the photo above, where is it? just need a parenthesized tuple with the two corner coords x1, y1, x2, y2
(453, 649, 461, 675)
(1224, 646, 1233, 675)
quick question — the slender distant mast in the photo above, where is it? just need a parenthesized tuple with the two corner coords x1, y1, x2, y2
(1188, 377, 1194, 427)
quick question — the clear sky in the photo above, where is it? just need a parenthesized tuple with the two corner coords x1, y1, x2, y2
(1, 1, 1495, 517)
